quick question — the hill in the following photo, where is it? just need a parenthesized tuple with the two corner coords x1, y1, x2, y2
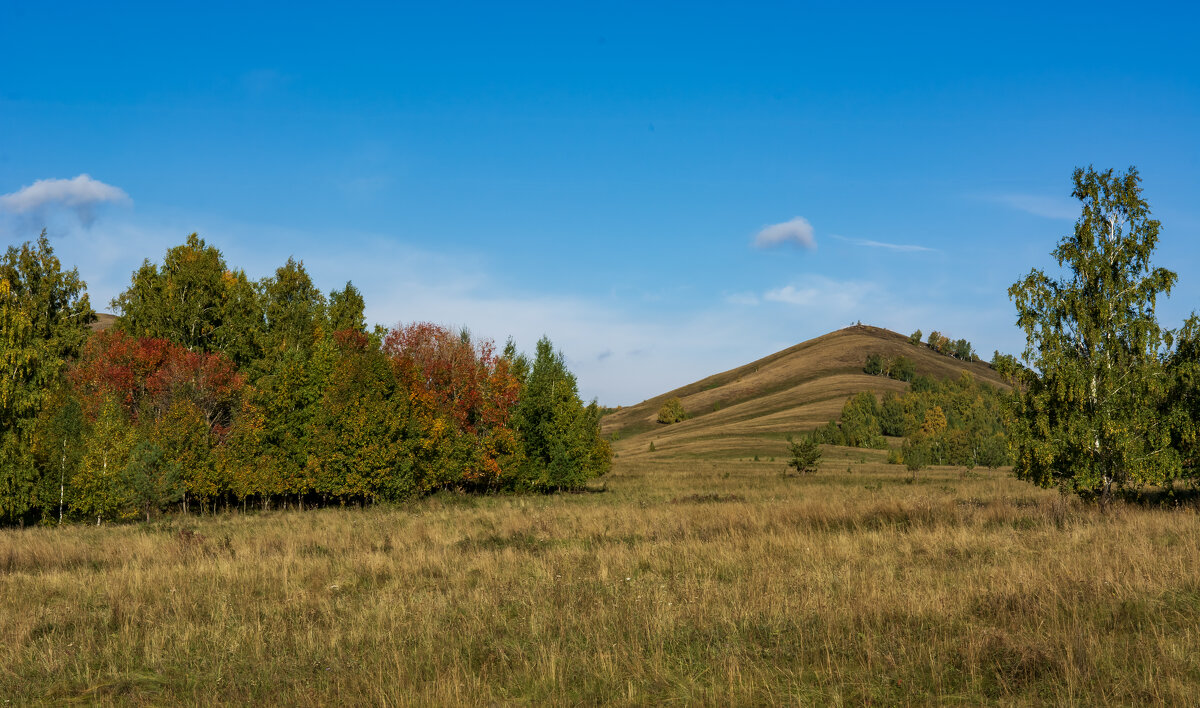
(90, 312, 118, 332)
(602, 324, 1006, 461)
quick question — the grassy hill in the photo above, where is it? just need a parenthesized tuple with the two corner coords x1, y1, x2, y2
(602, 324, 1006, 462)
(90, 312, 118, 333)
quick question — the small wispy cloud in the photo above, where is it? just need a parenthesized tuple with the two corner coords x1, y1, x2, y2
(0, 174, 131, 227)
(753, 216, 816, 249)
(763, 275, 876, 313)
(982, 193, 1078, 220)
(831, 234, 937, 253)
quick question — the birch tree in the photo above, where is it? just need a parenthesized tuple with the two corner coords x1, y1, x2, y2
(1008, 166, 1180, 500)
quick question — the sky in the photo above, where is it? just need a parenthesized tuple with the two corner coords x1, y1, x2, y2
(2, 1, 1198, 405)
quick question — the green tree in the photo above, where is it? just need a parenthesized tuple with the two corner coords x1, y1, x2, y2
(308, 332, 414, 502)
(863, 353, 885, 376)
(114, 234, 224, 350)
(890, 355, 916, 382)
(327, 282, 367, 334)
(31, 386, 85, 523)
(657, 397, 688, 424)
(512, 337, 610, 491)
(120, 441, 185, 522)
(260, 258, 327, 358)
(1008, 166, 1180, 500)
(0, 233, 94, 523)
(839, 392, 884, 448)
(72, 396, 136, 524)
(786, 434, 821, 474)
(908, 329, 922, 346)
(1165, 315, 1200, 481)
(112, 234, 263, 368)
(153, 400, 218, 514)
(879, 391, 907, 437)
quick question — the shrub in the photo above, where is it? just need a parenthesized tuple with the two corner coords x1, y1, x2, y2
(657, 397, 688, 424)
(786, 434, 821, 474)
(864, 353, 885, 376)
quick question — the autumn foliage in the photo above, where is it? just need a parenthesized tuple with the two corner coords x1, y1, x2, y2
(2, 234, 610, 525)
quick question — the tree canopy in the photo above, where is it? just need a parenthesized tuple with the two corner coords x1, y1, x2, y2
(2, 233, 610, 525)
(1007, 166, 1193, 500)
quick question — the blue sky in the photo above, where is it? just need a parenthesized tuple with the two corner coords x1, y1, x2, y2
(2, 1, 1198, 405)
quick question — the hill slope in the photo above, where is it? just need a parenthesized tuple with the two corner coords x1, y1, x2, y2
(603, 324, 1006, 461)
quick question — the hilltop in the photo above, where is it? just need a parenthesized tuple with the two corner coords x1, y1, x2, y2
(602, 324, 1006, 461)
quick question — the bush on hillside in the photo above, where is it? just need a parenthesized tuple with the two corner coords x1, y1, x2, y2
(657, 397, 688, 424)
(864, 353, 885, 376)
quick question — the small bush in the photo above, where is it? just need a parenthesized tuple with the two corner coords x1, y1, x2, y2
(786, 434, 821, 475)
(657, 397, 688, 424)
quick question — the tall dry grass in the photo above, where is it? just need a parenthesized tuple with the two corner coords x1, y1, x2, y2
(2, 458, 1199, 705)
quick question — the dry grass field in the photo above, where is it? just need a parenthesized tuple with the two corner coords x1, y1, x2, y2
(3, 445, 1200, 705)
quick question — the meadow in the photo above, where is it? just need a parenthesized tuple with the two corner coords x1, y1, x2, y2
(3, 447, 1200, 705)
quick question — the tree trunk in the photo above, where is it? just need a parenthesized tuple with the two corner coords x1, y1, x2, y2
(58, 448, 66, 524)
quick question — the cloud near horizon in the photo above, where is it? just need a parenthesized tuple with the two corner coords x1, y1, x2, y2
(753, 216, 816, 249)
(762, 275, 879, 315)
(0, 174, 131, 227)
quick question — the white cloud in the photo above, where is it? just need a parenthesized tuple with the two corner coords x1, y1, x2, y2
(0, 174, 131, 227)
(763, 275, 878, 315)
(984, 193, 1078, 220)
(831, 234, 937, 253)
(753, 216, 816, 249)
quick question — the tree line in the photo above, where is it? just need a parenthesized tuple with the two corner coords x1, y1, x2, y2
(0, 234, 610, 525)
(908, 329, 979, 362)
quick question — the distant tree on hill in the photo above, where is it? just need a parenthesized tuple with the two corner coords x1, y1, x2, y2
(839, 392, 885, 449)
(951, 339, 976, 361)
(863, 353, 885, 376)
(657, 397, 688, 424)
(990, 350, 1018, 374)
(890, 356, 916, 382)
(863, 353, 914, 382)
(908, 330, 922, 346)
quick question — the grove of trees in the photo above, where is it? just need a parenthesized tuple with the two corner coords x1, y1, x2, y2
(0, 233, 610, 525)
(813, 372, 1010, 470)
(911, 330, 979, 362)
